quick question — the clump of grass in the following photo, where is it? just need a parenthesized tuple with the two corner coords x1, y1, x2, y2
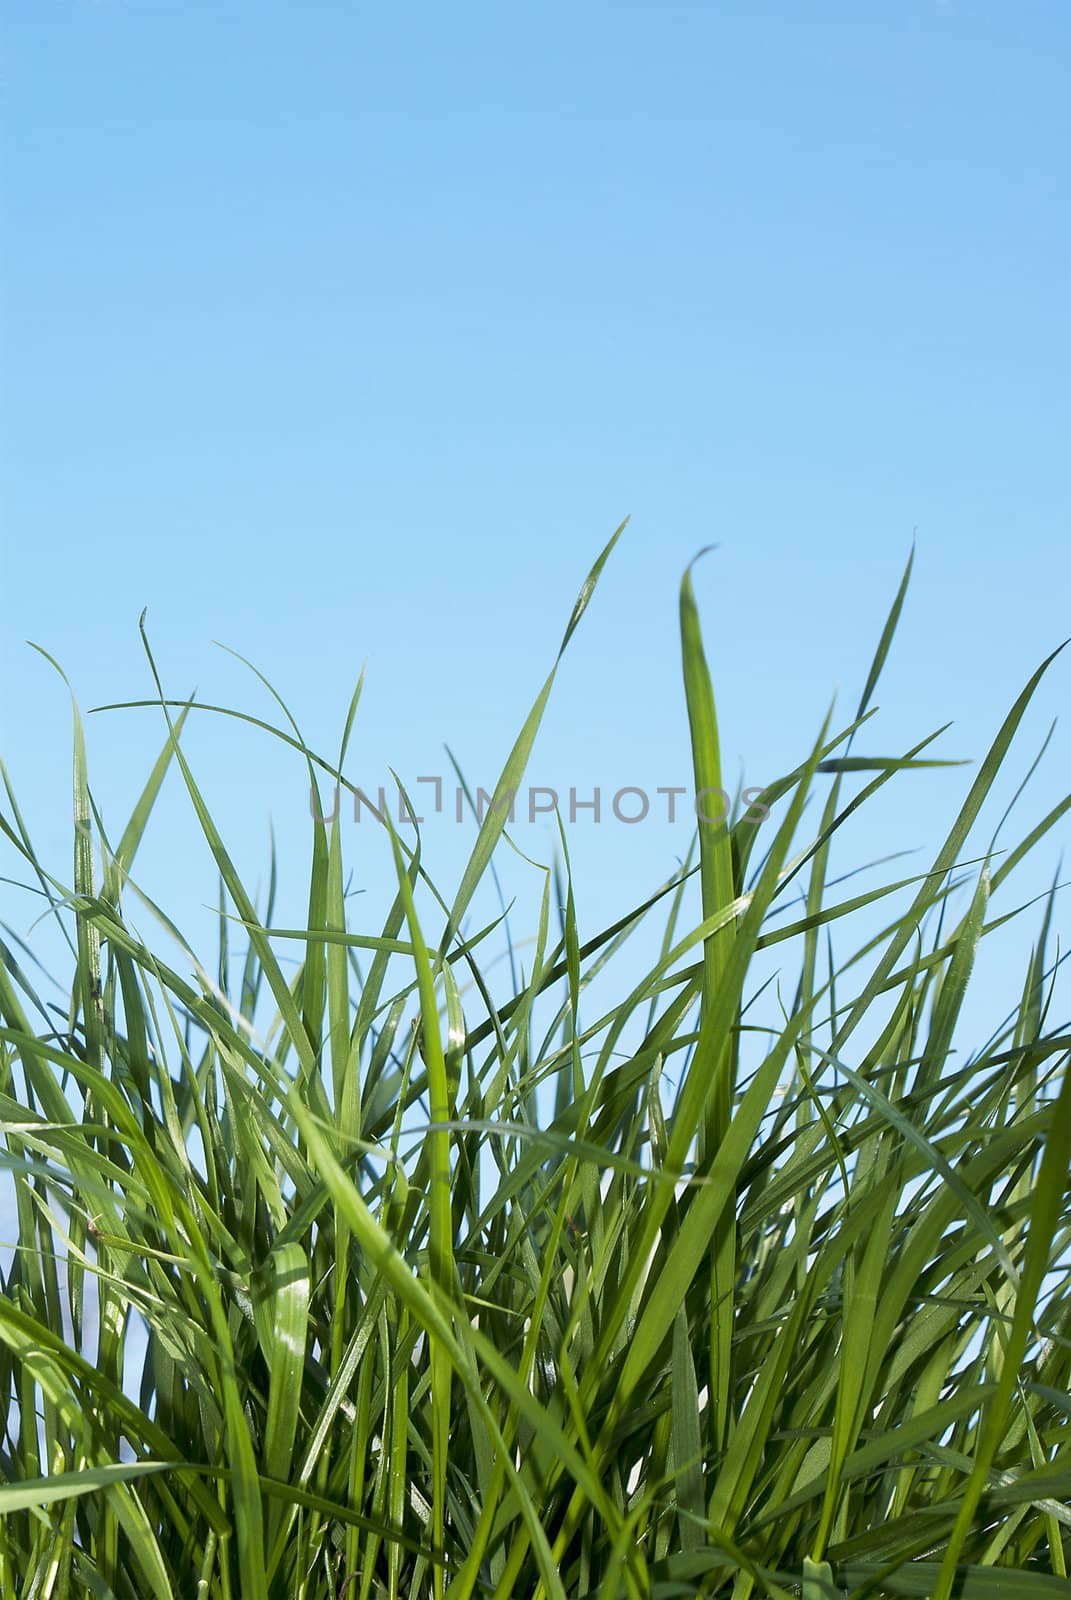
(1, 528, 1069, 1600)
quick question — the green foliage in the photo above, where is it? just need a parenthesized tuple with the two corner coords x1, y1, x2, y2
(1, 532, 1069, 1599)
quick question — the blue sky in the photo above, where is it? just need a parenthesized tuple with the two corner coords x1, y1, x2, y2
(2, 2, 1069, 1064)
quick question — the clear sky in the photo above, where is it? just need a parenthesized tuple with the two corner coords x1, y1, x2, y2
(2, 2, 1069, 1066)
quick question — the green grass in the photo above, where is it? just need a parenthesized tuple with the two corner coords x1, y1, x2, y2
(1, 530, 1070, 1599)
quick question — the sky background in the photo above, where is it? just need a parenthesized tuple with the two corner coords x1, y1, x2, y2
(2, 2, 1069, 1089)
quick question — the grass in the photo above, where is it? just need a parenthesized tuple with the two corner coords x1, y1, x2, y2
(1, 528, 1070, 1599)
